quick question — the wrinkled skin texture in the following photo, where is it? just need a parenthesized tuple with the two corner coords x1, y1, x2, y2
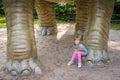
(3, 0, 114, 76)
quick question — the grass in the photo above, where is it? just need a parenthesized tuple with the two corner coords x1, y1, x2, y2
(34, 19, 39, 24)
(0, 15, 120, 30)
(34, 19, 75, 24)
(111, 23, 120, 30)
(0, 15, 6, 28)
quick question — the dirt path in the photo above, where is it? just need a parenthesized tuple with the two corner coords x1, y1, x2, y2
(0, 24, 120, 80)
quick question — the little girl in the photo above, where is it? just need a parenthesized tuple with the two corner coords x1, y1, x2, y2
(67, 38, 88, 68)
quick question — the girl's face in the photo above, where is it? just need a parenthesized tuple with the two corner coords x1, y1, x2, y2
(74, 39, 80, 45)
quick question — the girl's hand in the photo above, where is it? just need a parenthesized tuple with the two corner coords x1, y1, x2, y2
(78, 48, 83, 51)
(74, 49, 78, 51)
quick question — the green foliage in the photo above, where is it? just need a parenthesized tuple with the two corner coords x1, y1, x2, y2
(0, 0, 120, 20)
(112, 0, 120, 21)
(54, 2, 76, 21)
(33, 8, 38, 19)
(116, 0, 120, 2)
(54, 2, 75, 12)
(0, 0, 5, 15)
(112, 14, 120, 19)
(114, 0, 120, 13)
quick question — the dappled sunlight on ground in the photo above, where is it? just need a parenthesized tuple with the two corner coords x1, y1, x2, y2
(57, 24, 75, 40)
(108, 41, 120, 51)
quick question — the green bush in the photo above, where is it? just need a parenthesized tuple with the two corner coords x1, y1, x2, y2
(0, 0, 5, 15)
(54, 2, 76, 21)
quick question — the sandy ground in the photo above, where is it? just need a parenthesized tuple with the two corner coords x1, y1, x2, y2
(0, 24, 120, 80)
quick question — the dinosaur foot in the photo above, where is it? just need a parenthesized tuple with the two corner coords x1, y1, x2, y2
(85, 48, 110, 66)
(36, 26, 56, 36)
(4, 58, 42, 76)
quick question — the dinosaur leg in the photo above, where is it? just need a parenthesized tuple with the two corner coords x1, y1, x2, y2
(35, 0, 57, 36)
(75, 0, 89, 39)
(84, 0, 114, 66)
(3, 0, 41, 76)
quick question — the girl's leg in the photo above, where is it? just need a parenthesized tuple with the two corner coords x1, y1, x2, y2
(77, 51, 83, 68)
(67, 51, 77, 66)
(77, 51, 83, 63)
(70, 51, 77, 62)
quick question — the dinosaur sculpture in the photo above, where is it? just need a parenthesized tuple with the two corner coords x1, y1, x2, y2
(2, 0, 114, 76)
